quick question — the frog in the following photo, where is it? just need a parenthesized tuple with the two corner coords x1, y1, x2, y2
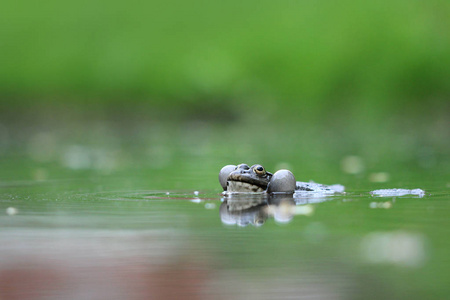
(219, 163, 345, 194)
(219, 163, 296, 194)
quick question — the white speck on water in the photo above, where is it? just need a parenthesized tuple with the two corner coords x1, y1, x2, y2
(165, 192, 170, 195)
(194, 191, 199, 196)
(360, 231, 427, 267)
(6, 207, 18, 215)
(190, 198, 202, 203)
(204, 203, 216, 209)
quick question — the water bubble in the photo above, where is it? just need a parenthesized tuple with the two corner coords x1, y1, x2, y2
(6, 207, 18, 215)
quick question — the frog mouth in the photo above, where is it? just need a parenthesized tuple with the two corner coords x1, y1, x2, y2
(227, 173, 269, 193)
(227, 181, 266, 193)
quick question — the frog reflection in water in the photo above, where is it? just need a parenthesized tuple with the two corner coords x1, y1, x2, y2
(220, 194, 297, 227)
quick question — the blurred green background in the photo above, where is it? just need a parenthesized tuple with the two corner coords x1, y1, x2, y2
(0, 0, 449, 186)
(2, 0, 449, 114)
(1, 3, 450, 299)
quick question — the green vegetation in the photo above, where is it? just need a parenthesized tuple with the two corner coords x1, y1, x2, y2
(1, 0, 449, 121)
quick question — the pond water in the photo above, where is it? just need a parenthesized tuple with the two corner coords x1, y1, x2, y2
(0, 121, 449, 299)
(1, 177, 449, 300)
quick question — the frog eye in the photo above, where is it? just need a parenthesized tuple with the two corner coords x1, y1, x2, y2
(253, 165, 266, 176)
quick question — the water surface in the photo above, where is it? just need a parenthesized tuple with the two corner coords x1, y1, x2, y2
(0, 121, 449, 299)
(1, 176, 449, 300)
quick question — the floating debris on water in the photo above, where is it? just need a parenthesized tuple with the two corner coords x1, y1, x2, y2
(328, 184, 345, 193)
(295, 181, 345, 196)
(370, 188, 425, 197)
(194, 191, 199, 196)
